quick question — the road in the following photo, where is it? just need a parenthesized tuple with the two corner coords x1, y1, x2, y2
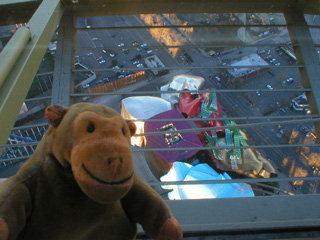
(76, 15, 179, 87)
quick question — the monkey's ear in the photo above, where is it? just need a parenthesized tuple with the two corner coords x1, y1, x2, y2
(126, 120, 136, 137)
(45, 105, 68, 128)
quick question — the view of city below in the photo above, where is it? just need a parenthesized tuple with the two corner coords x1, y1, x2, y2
(1, 13, 320, 198)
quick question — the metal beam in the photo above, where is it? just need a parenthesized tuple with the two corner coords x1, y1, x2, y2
(167, 194, 320, 233)
(66, 0, 320, 16)
(51, 12, 75, 107)
(0, 0, 39, 5)
(1, 0, 320, 25)
(284, 8, 320, 142)
(0, 26, 31, 88)
(0, 0, 64, 155)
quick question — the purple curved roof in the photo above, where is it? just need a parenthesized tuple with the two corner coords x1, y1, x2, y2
(145, 109, 203, 163)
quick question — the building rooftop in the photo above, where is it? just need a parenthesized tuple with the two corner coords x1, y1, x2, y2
(228, 53, 269, 78)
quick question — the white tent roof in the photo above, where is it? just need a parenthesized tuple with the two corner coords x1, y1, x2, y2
(121, 96, 172, 120)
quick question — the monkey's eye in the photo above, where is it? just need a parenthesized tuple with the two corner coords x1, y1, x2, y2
(87, 123, 95, 133)
(122, 127, 126, 136)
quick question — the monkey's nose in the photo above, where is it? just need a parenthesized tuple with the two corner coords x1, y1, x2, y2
(107, 158, 123, 177)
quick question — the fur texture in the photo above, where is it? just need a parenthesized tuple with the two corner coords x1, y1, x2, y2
(0, 103, 182, 240)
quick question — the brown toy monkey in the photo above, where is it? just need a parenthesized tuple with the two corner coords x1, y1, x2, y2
(0, 103, 183, 240)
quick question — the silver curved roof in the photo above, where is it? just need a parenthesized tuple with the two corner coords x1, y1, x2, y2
(169, 74, 205, 91)
(161, 74, 205, 104)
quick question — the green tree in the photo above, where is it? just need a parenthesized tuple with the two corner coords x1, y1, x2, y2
(111, 59, 118, 67)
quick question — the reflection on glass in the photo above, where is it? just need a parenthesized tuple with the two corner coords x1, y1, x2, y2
(2, 13, 319, 199)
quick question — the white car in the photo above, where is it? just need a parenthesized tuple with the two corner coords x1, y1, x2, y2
(96, 56, 105, 64)
(266, 85, 273, 90)
(141, 43, 147, 48)
(137, 63, 143, 68)
(118, 43, 124, 47)
(112, 66, 120, 70)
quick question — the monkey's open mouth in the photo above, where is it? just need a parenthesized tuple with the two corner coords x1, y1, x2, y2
(82, 163, 134, 185)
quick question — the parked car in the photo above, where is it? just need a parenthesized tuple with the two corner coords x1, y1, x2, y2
(266, 85, 273, 90)
(85, 18, 92, 29)
(299, 125, 309, 134)
(118, 43, 124, 47)
(286, 77, 294, 84)
(122, 71, 130, 76)
(96, 56, 105, 64)
(141, 43, 147, 48)
(97, 80, 104, 84)
(102, 49, 116, 57)
(112, 65, 120, 70)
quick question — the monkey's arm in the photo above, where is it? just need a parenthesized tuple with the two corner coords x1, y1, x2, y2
(121, 174, 182, 240)
(0, 177, 33, 240)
